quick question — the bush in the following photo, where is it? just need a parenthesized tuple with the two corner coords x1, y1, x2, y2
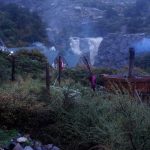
(0, 129, 17, 146)
(0, 3, 48, 47)
(0, 50, 47, 81)
(15, 49, 47, 78)
(0, 78, 149, 150)
(135, 52, 150, 73)
(0, 78, 56, 132)
(0, 51, 11, 81)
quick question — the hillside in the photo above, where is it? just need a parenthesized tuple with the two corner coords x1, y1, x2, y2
(0, 3, 48, 47)
(0, 0, 150, 69)
(0, 1, 150, 149)
(0, 0, 147, 47)
(0, 49, 150, 150)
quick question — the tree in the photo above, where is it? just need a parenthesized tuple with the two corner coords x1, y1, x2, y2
(0, 3, 48, 47)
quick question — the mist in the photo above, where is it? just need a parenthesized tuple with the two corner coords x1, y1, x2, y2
(134, 38, 150, 53)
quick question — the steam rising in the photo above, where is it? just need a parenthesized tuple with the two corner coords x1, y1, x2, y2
(134, 38, 150, 53)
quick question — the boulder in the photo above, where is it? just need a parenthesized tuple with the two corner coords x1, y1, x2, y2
(44, 144, 60, 150)
(33, 141, 42, 150)
(13, 144, 23, 150)
(24, 146, 33, 150)
(9, 142, 17, 150)
(17, 137, 28, 143)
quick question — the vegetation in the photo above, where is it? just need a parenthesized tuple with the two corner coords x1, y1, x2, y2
(0, 50, 150, 150)
(0, 77, 149, 150)
(80, 0, 150, 35)
(135, 52, 150, 73)
(0, 50, 47, 82)
(0, 1, 150, 149)
(0, 129, 17, 146)
(0, 3, 48, 47)
(0, 51, 11, 81)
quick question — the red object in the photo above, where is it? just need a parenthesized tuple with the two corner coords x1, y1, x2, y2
(58, 56, 64, 71)
(58, 56, 64, 85)
(89, 75, 97, 91)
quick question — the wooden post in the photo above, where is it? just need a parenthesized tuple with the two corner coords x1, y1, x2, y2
(46, 62, 50, 94)
(11, 55, 15, 81)
(58, 56, 61, 85)
(128, 47, 135, 78)
(83, 57, 96, 91)
(83, 56, 92, 75)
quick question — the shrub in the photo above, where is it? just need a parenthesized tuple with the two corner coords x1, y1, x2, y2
(0, 129, 17, 146)
(0, 3, 48, 47)
(0, 78, 149, 150)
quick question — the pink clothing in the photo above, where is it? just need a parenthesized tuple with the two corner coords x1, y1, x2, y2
(60, 59, 64, 71)
(89, 75, 96, 91)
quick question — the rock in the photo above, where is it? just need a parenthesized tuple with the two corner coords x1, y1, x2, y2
(24, 146, 33, 150)
(33, 141, 42, 150)
(13, 144, 23, 150)
(17, 137, 28, 143)
(34, 146, 42, 150)
(95, 33, 149, 69)
(9, 142, 16, 150)
(34, 141, 42, 147)
(44, 144, 60, 150)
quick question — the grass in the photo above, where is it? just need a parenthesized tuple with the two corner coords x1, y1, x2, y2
(0, 77, 149, 150)
(0, 129, 17, 147)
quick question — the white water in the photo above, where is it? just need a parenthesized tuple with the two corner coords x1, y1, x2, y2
(70, 37, 103, 65)
(87, 37, 103, 65)
(70, 37, 81, 55)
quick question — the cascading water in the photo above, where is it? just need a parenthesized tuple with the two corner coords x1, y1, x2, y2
(87, 37, 103, 65)
(69, 37, 103, 66)
(70, 37, 81, 55)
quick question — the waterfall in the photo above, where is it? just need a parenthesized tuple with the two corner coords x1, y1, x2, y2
(87, 37, 103, 65)
(69, 37, 103, 65)
(70, 37, 81, 55)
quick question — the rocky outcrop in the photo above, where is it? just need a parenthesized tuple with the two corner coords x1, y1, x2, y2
(0, 0, 149, 69)
(68, 37, 103, 66)
(0, 0, 133, 46)
(94, 33, 148, 69)
(1, 135, 60, 150)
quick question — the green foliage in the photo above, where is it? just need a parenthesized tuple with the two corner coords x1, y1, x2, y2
(0, 129, 17, 146)
(0, 3, 48, 47)
(0, 78, 56, 131)
(0, 51, 11, 81)
(0, 50, 47, 81)
(90, 0, 150, 34)
(135, 52, 150, 73)
(15, 49, 47, 78)
(124, 0, 150, 33)
(62, 67, 118, 87)
(0, 77, 149, 150)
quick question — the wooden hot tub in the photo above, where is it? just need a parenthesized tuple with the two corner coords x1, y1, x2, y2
(101, 47, 150, 102)
(102, 75, 150, 101)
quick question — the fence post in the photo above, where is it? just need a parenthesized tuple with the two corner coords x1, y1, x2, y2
(46, 62, 50, 94)
(11, 55, 15, 81)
